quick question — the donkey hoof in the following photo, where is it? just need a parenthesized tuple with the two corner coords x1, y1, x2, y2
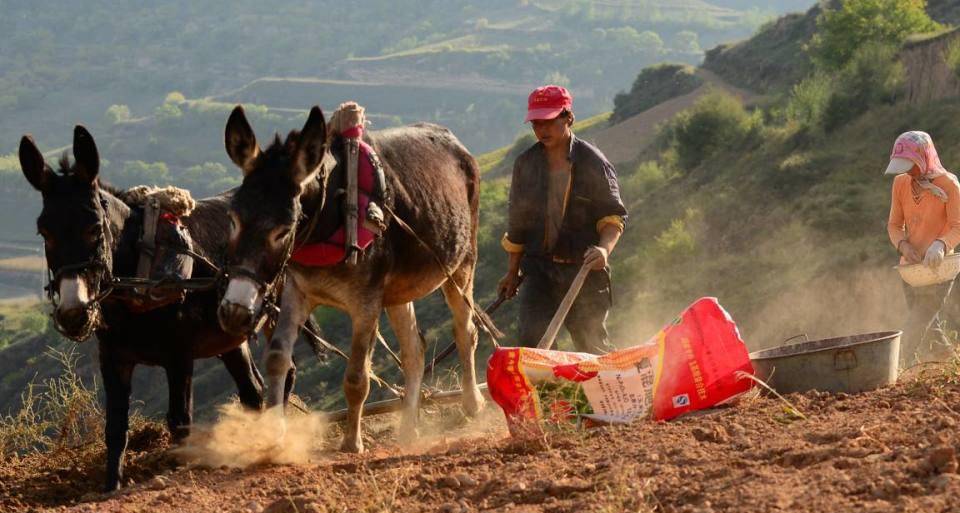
(462, 392, 486, 418)
(170, 425, 190, 442)
(340, 437, 365, 454)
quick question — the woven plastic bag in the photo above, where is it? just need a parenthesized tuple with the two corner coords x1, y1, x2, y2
(487, 297, 754, 435)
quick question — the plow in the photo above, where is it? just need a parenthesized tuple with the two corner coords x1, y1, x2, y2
(310, 259, 591, 423)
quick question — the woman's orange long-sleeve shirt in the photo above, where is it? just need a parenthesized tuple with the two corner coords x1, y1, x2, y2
(887, 173, 960, 262)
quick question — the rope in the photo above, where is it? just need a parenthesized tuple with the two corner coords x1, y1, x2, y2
(381, 203, 503, 347)
(261, 302, 403, 398)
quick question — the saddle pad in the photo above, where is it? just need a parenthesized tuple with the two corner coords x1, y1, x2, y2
(291, 140, 378, 266)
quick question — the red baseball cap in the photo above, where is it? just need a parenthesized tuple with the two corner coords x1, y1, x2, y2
(525, 85, 573, 122)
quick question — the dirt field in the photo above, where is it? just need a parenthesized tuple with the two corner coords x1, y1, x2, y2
(3, 364, 960, 513)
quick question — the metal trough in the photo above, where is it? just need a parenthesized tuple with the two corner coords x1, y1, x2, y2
(749, 331, 901, 395)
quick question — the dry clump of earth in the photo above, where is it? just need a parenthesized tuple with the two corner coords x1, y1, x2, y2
(4, 367, 960, 513)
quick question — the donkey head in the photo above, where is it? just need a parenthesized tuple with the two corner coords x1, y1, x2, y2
(217, 105, 328, 335)
(20, 126, 111, 341)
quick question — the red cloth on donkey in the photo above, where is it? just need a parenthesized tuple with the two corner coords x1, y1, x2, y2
(290, 130, 378, 267)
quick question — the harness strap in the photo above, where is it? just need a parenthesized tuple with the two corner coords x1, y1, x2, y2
(344, 138, 360, 265)
(381, 203, 503, 346)
(136, 201, 161, 279)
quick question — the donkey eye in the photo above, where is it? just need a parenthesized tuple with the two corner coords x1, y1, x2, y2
(275, 228, 291, 241)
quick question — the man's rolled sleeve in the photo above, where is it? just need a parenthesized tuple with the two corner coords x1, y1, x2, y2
(596, 215, 625, 234)
(593, 159, 628, 229)
(501, 233, 524, 253)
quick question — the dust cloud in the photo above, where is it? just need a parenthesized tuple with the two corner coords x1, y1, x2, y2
(611, 264, 907, 354)
(741, 266, 905, 352)
(173, 402, 327, 468)
(408, 402, 509, 453)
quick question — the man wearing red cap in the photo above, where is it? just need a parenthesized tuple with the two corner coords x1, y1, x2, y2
(497, 85, 627, 354)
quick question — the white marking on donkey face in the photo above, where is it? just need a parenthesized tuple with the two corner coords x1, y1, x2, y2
(223, 276, 262, 311)
(58, 276, 90, 312)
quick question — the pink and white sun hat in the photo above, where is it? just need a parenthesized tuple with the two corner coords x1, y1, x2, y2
(884, 131, 946, 177)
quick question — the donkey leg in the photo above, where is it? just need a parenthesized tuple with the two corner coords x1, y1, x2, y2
(100, 348, 134, 491)
(164, 357, 194, 441)
(263, 284, 311, 411)
(441, 273, 485, 417)
(341, 306, 381, 453)
(385, 302, 424, 443)
(283, 354, 297, 407)
(219, 343, 264, 411)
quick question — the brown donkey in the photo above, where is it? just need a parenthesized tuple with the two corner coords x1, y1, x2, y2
(217, 106, 486, 451)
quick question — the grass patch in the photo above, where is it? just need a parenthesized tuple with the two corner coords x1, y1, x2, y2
(0, 300, 49, 350)
(573, 111, 612, 138)
(477, 146, 511, 175)
(0, 345, 149, 458)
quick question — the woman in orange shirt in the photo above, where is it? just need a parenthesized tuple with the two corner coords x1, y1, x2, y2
(886, 131, 960, 366)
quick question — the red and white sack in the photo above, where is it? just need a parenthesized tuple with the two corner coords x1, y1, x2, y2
(486, 297, 755, 435)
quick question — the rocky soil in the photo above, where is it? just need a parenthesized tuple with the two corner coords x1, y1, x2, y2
(3, 367, 960, 513)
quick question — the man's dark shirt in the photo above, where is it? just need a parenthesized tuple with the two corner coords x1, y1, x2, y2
(505, 135, 627, 262)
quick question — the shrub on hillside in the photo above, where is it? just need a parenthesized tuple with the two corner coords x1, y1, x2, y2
(649, 208, 702, 268)
(667, 90, 759, 171)
(809, 0, 940, 70)
(946, 37, 960, 80)
(822, 43, 905, 132)
(504, 133, 537, 164)
(783, 71, 833, 131)
(611, 64, 703, 123)
(621, 160, 667, 202)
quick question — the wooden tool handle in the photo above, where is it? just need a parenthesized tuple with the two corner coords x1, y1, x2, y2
(537, 262, 592, 350)
(344, 138, 360, 265)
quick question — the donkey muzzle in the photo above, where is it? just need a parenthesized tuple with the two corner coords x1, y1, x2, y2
(218, 300, 256, 336)
(54, 305, 95, 340)
(218, 276, 263, 335)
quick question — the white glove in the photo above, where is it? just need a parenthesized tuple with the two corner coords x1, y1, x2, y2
(924, 240, 946, 268)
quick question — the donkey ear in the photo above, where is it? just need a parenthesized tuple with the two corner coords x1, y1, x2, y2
(19, 135, 51, 192)
(72, 125, 100, 184)
(225, 105, 260, 176)
(292, 106, 327, 186)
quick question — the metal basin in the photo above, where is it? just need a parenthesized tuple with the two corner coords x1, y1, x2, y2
(749, 331, 901, 395)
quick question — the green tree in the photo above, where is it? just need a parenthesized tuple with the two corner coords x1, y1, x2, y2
(120, 161, 171, 187)
(154, 102, 182, 122)
(673, 30, 701, 54)
(822, 42, 905, 131)
(669, 90, 757, 170)
(638, 30, 665, 57)
(164, 91, 186, 104)
(104, 104, 131, 124)
(810, 0, 940, 70)
(543, 71, 571, 88)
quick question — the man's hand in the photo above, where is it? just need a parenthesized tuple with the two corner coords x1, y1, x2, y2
(583, 245, 609, 270)
(497, 270, 522, 299)
(899, 240, 922, 265)
(924, 240, 946, 268)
